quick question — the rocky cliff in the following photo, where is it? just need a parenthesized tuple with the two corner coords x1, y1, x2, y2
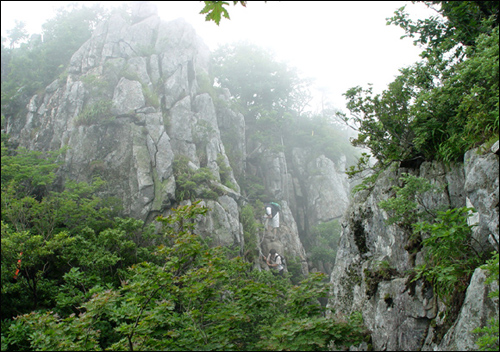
(328, 141, 499, 351)
(4, 3, 498, 350)
(4, 3, 352, 277)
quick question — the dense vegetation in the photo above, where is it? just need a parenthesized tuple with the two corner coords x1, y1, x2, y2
(1, 3, 364, 351)
(1, 1, 498, 350)
(341, 1, 498, 183)
(0, 141, 367, 350)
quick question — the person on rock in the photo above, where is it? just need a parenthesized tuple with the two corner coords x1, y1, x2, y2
(264, 202, 280, 236)
(266, 248, 284, 276)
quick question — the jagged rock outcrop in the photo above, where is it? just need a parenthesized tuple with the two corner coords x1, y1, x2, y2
(5, 2, 358, 276)
(328, 141, 499, 351)
(289, 149, 350, 231)
(5, 5, 248, 249)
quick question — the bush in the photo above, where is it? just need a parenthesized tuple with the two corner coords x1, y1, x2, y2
(309, 220, 341, 268)
(4, 204, 369, 351)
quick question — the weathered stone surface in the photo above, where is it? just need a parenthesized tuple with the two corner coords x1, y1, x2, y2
(329, 147, 499, 351)
(168, 95, 197, 162)
(112, 78, 145, 115)
(156, 18, 210, 78)
(7, 5, 499, 350)
(130, 1, 158, 21)
(196, 196, 243, 248)
(215, 89, 246, 178)
(288, 148, 351, 241)
(435, 268, 499, 351)
(464, 148, 499, 250)
(362, 278, 431, 351)
(305, 155, 350, 223)
(4, 5, 255, 254)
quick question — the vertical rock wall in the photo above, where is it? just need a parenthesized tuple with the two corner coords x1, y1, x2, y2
(328, 142, 499, 351)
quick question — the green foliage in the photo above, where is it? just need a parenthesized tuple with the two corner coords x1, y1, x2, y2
(284, 114, 359, 166)
(481, 251, 500, 296)
(339, 75, 417, 166)
(1, 133, 367, 351)
(473, 318, 500, 352)
(5, 20, 29, 48)
(173, 155, 222, 202)
(240, 204, 261, 263)
(412, 26, 499, 162)
(411, 207, 485, 303)
(283, 255, 305, 286)
(142, 84, 160, 108)
(364, 260, 398, 298)
(4, 204, 367, 351)
(389, 1, 498, 62)
(200, 1, 248, 25)
(340, 2, 499, 177)
(0, 4, 379, 349)
(240, 174, 268, 203)
(1, 140, 161, 334)
(74, 100, 114, 126)
(308, 220, 341, 268)
(197, 70, 221, 103)
(1, 4, 109, 117)
(260, 272, 367, 351)
(211, 41, 360, 219)
(1, 143, 61, 198)
(211, 42, 311, 126)
(378, 173, 439, 226)
(350, 167, 382, 195)
(80, 74, 111, 98)
(378, 173, 493, 313)
(216, 153, 236, 190)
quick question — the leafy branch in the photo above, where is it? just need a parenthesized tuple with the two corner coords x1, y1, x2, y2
(200, 1, 248, 25)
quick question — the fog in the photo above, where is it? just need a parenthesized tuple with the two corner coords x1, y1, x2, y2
(1, 1, 436, 113)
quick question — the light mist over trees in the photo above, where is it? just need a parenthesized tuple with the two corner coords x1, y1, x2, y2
(1, 1, 498, 351)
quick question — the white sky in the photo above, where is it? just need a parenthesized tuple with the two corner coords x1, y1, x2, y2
(1, 1, 435, 112)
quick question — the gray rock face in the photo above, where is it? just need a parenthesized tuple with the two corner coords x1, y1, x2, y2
(435, 267, 499, 351)
(215, 89, 246, 179)
(465, 144, 500, 250)
(6, 6, 236, 238)
(328, 146, 499, 351)
(197, 196, 243, 248)
(248, 145, 352, 275)
(304, 154, 350, 223)
(8, 3, 358, 277)
(288, 149, 351, 235)
(112, 78, 145, 115)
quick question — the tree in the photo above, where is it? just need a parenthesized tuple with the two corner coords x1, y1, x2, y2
(4, 203, 368, 351)
(212, 42, 310, 119)
(5, 21, 28, 49)
(0, 139, 160, 325)
(339, 1, 499, 181)
(212, 42, 312, 154)
(390, 1, 499, 62)
(1, 4, 108, 118)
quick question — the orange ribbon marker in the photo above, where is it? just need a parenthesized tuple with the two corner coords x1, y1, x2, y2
(13, 252, 23, 280)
